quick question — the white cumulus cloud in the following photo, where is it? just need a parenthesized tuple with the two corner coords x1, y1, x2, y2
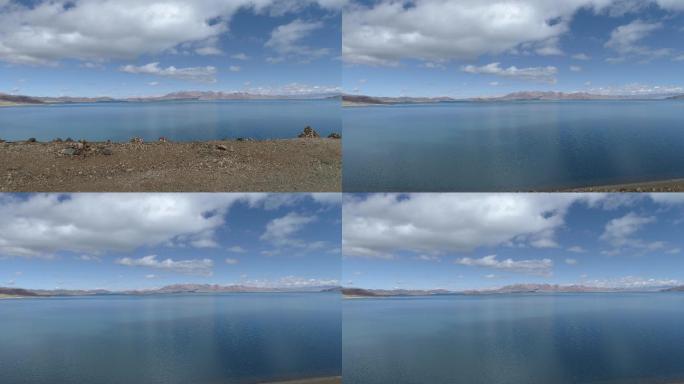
(343, 0, 683, 66)
(455, 254, 553, 277)
(116, 255, 214, 276)
(462, 62, 558, 83)
(343, 194, 604, 258)
(0, 0, 340, 65)
(261, 213, 317, 247)
(120, 62, 217, 83)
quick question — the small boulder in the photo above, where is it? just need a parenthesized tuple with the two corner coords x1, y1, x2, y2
(101, 148, 113, 156)
(298, 126, 320, 139)
(27, 138, 37, 143)
(65, 137, 74, 143)
(216, 144, 228, 151)
(159, 137, 169, 143)
(130, 137, 144, 144)
(328, 133, 342, 139)
(60, 148, 78, 156)
(54, 138, 63, 143)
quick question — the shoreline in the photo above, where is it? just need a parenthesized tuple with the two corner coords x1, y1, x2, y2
(0, 139, 341, 192)
(261, 376, 341, 384)
(560, 178, 684, 192)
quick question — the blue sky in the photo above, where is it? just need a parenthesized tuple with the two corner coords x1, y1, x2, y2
(343, 194, 684, 290)
(0, 0, 342, 97)
(0, 193, 341, 290)
(343, 0, 684, 97)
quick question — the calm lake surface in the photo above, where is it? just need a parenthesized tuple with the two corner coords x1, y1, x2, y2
(0, 100, 340, 142)
(0, 293, 341, 384)
(344, 293, 684, 384)
(343, 101, 684, 191)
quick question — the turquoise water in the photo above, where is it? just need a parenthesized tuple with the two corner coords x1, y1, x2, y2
(343, 101, 684, 191)
(0, 293, 341, 384)
(0, 100, 340, 142)
(344, 293, 684, 384)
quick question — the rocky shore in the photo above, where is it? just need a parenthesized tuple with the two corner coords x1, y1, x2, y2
(0, 129, 341, 192)
(563, 179, 684, 192)
(262, 377, 342, 384)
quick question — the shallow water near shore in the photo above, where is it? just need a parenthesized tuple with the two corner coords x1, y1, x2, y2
(343, 293, 684, 384)
(0, 293, 341, 384)
(0, 99, 340, 142)
(343, 100, 684, 191)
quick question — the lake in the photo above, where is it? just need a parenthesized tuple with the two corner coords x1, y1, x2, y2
(0, 293, 341, 384)
(0, 100, 340, 142)
(344, 293, 684, 384)
(343, 101, 684, 191)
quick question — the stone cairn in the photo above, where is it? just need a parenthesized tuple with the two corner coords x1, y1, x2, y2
(298, 126, 321, 139)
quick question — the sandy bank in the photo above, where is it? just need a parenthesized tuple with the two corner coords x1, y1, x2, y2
(562, 179, 684, 193)
(0, 139, 341, 192)
(260, 377, 341, 384)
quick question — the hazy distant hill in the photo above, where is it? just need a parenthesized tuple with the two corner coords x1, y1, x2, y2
(126, 91, 338, 102)
(0, 284, 338, 297)
(342, 287, 451, 297)
(0, 93, 44, 104)
(342, 284, 638, 297)
(667, 94, 684, 100)
(1, 91, 341, 106)
(342, 94, 455, 105)
(470, 91, 623, 101)
(0, 287, 39, 297)
(464, 284, 619, 294)
(662, 286, 684, 292)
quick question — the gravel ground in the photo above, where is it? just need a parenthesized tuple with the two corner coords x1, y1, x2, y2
(564, 179, 684, 193)
(261, 377, 342, 384)
(0, 139, 341, 192)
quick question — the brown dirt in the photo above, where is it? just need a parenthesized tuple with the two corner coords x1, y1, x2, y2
(564, 179, 684, 193)
(0, 140, 341, 192)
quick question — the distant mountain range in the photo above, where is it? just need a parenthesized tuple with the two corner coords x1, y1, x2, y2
(462, 284, 620, 294)
(470, 91, 625, 101)
(341, 288, 451, 297)
(661, 285, 684, 292)
(342, 283, 683, 297)
(0, 284, 340, 297)
(343, 91, 684, 105)
(0, 91, 341, 105)
(5, 284, 682, 298)
(342, 95, 456, 105)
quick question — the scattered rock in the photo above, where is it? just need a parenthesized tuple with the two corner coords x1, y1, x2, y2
(60, 148, 78, 156)
(328, 133, 342, 139)
(27, 138, 37, 143)
(130, 137, 144, 144)
(101, 148, 113, 156)
(298, 126, 320, 139)
(216, 144, 228, 151)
